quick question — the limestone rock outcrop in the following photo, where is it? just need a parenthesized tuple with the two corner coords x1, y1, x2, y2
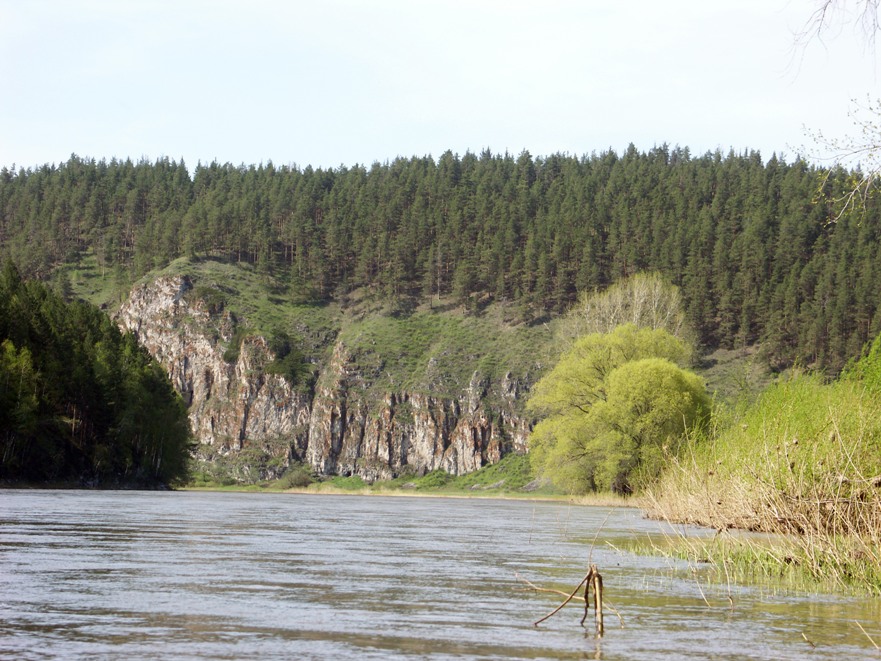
(116, 275, 531, 479)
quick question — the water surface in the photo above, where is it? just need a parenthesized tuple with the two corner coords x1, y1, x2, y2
(1, 490, 878, 659)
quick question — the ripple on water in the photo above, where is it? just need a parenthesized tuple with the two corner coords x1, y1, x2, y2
(1, 489, 879, 660)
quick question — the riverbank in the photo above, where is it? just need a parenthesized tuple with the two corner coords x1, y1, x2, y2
(0, 478, 173, 490)
(183, 480, 632, 507)
(3, 451, 632, 507)
(183, 452, 634, 505)
(640, 360, 881, 595)
(190, 452, 543, 495)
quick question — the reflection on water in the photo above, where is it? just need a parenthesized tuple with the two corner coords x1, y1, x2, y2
(1, 490, 879, 660)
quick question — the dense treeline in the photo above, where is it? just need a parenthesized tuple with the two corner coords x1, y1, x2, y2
(1, 146, 879, 372)
(0, 263, 191, 485)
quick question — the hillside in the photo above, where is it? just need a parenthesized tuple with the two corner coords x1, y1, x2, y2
(2, 147, 879, 375)
(56, 254, 772, 485)
(2, 147, 879, 484)
(105, 257, 548, 482)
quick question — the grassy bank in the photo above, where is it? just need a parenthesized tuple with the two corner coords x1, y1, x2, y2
(186, 452, 632, 506)
(643, 339, 881, 594)
(189, 452, 553, 496)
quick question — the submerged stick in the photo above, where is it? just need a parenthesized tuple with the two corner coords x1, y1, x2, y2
(579, 564, 604, 635)
(526, 509, 614, 631)
(532, 568, 594, 626)
(517, 572, 624, 628)
(580, 567, 595, 627)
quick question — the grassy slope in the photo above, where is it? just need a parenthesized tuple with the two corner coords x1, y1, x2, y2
(67, 252, 130, 309)
(69, 253, 770, 406)
(83, 255, 557, 405)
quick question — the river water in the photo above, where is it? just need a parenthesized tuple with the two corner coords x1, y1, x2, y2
(0, 490, 878, 660)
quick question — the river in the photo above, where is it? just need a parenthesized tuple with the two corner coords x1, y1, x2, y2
(0, 490, 878, 659)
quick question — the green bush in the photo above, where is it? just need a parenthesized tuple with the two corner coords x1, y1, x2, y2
(281, 464, 314, 488)
(192, 285, 227, 314)
(528, 324, 709, 493)
(415, 469, 453, 489)
(265, 330, 313, 388)
(647, 352, 881, 592)
(222, 325, 250, 363)
(453, 452, 534, 490)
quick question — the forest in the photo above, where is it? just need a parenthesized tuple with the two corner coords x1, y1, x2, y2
(0, 262, 192, 486)
(1, 146, 879, 375)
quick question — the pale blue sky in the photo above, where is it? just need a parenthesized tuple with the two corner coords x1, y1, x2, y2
(1, 0, 876, 171)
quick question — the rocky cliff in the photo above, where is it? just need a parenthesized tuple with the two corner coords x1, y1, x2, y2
(116, 275, 532, 480)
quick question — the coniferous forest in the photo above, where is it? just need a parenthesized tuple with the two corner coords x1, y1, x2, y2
(1, 146, 879, 375)
(0, 263, 192, 485)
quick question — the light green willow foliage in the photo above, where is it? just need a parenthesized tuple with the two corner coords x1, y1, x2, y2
(527, 325, 709, 493)
(556, 272, 693, 350)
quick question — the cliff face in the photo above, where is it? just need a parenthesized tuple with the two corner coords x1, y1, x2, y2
(116, 275, 531, 480)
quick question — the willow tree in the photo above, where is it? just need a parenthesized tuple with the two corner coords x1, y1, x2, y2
(556, 272, 693, 350)
(527, 324, 710, 493)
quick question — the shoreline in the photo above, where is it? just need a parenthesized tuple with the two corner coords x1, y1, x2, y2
(0, 479, 635, 508)
(180, 483, 635, 507)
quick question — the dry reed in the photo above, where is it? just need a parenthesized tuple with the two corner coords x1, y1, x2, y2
(642, 379, 881, 593)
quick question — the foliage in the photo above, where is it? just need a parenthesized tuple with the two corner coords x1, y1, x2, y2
(410, 469, 454, 490)
(1, 149, 879, 375)
(375, 452, 552, 494)
(322, 474, 368, 490)
(529, 324, 692, 417)
(842, 331, 881, 391)
(445, 451, 536, 491)
(556, 272, 692, 348)
(222, 324, 251, 363)
(695, 345, 773, 408)
(188, 439, 298, 487)
(0, 261, 192, 486)
(333, 300, 549, 399)
(192, 285, 227, 314)
(528, 325, 709, 493)
(281, 463, 314, 488)
(645, 335, 881, 593)
(264, 330, 313, 388)
(649, 370, 881, 529)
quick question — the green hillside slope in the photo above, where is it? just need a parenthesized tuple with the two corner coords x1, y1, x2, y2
(2, 147, 879, 375)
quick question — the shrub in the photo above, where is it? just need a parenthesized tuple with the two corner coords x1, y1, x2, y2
(281, 464, 314, 488)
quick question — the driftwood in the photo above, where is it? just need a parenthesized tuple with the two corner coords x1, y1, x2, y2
(520, 564, 618, 635)
(579, 564, 603, 634)
(518, 512, 621, 635)
(530, 569, 592, 626)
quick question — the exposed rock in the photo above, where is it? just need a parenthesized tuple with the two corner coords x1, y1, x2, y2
(116, 274, 532, 480)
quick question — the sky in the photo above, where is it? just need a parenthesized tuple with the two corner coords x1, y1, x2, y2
(1, 0, 878, 172)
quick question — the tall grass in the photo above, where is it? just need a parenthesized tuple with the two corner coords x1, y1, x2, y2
(644, 373, 881, 593)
